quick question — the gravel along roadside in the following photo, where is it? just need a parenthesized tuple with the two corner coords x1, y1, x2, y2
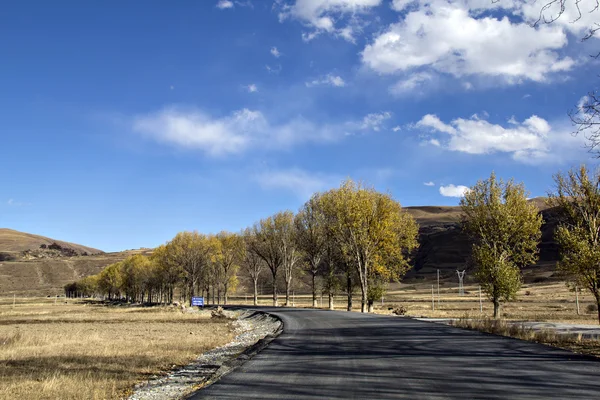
(129, 309, 282, 400)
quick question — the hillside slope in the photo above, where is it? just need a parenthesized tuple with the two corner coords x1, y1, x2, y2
(404, 197, 560, 283)
(0, 228, 103, 255)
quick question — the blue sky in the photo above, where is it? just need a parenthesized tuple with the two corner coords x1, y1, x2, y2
(1, 0, 599, 251)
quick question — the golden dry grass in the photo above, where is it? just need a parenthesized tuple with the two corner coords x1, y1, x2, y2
(452, 318, 600, 358)
(0, 298, 234, 400)
(0, 228, 102, 254)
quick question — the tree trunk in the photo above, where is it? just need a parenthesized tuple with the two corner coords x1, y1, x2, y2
(596, 296, 600, 324)
(360, 285, 367, 313)
(328, 293, 334, 310)
(312, 273, 318, 308)
(368, 301, 374, 313)
(347, 275, 353, 311)
(285, 279, 291, 307)
(272, 272, 278, 307)
(224, 282, 229, 306)
(253, 278, 258, 306)
(493, 299, 500, 319)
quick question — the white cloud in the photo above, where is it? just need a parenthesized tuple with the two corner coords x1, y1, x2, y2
(7, 199, 29, 207)
(439, 184, 470, 197)
(389, 72, 434, 95)
(415, 112, 588, 164)
(423, 181, 435, 186)
(132, 107, 379, 156)
(428, 138, 441, 147)
(216, 0, 234, 9)
(278, 0, 382, 42)
(305, 74, 346, 87)
(270, 47, 281, 58)
(417, 114, 456, 134)
(360, 111, 391, 131)
(392, 125, 401, 132)
(266, 64, 282, 74)
(245, 83, 258, 93)
(255, 168, 338, 198)
(362, 0, 574, 83)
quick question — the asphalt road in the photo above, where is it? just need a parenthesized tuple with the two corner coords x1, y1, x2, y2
(190, 308, 600, 399)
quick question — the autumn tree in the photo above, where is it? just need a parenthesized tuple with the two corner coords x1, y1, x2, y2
(549, 165, 600, 323)
(248, 215, 285, 306)
(240, 229, 265, 306)
(295, 193, 327, 307)
(214, 231, 243, 305)
(166, 231, 212, 305)
(461, 172, 542, 318)
(151, 244, 183, 304)
(320, 179, 419, 312)
(276, 211, 300, 307)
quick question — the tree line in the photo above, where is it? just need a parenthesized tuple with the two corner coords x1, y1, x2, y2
(67, 166, 600, 321)
(66, 179, 420, 313)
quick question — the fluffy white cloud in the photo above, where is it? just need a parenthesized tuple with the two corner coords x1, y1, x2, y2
(362, 0, 574, 83)
(423, 181, 435, 186)
(255, 168, 339, 198)
(278, 0, 382, 42)
(270, 47, 281, 58)
(245, 83, 258, 93)
(415, 112, 588, 164)
(305, 74, 346, 87)
(439, 184, 470, 197)
(216, 0, 234, 9)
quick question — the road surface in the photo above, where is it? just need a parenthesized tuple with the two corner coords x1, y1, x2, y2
(190, 308, 600, 399)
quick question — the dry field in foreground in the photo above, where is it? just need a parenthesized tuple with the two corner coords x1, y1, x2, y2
(0, 298, 233, 400)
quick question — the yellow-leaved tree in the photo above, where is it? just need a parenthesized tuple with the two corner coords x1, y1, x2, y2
(320, 179, 419, 312)
(461, 172, 542, 318)
(549, 165, 600, 324)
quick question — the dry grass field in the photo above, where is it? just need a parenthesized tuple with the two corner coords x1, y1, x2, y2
(0, 298, 233, 400)
(0, 228, 103, 255)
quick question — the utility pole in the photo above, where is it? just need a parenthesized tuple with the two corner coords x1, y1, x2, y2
(431, 285, 435, 311)
(576, 285, 580, 315)
(479, 285, 483, 314)
(437, 269, 440, 306)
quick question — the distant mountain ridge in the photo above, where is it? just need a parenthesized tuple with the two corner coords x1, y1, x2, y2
(0, 228, 103, 255)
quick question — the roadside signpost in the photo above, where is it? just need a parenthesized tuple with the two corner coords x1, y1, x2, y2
(191, 297, 204, 308)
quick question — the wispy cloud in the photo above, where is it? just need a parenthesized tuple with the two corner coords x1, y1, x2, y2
(305, 74, 346, 88)
(245, 83, 258, 93)
(132, 107, 348, 157)
(254, 168, 339, 198)
(7, 198, 29, 207)
(423, 181, 435, 186)
(266, 64, 282, 74)
(360, 112, 391, 132)
(270, 46, 281, 58)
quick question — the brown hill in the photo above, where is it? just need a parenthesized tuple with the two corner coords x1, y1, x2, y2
(0, 249, 152, 296)
(0, 228, 103, 255)
(405, 197, 560, 283)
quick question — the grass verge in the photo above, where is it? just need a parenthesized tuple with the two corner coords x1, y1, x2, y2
(451, 317, 600, 358)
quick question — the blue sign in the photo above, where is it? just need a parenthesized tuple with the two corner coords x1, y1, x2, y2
(191, 297, 204, 307)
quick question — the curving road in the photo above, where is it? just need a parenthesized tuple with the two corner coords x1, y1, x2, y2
(190, 308, 600, 399)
